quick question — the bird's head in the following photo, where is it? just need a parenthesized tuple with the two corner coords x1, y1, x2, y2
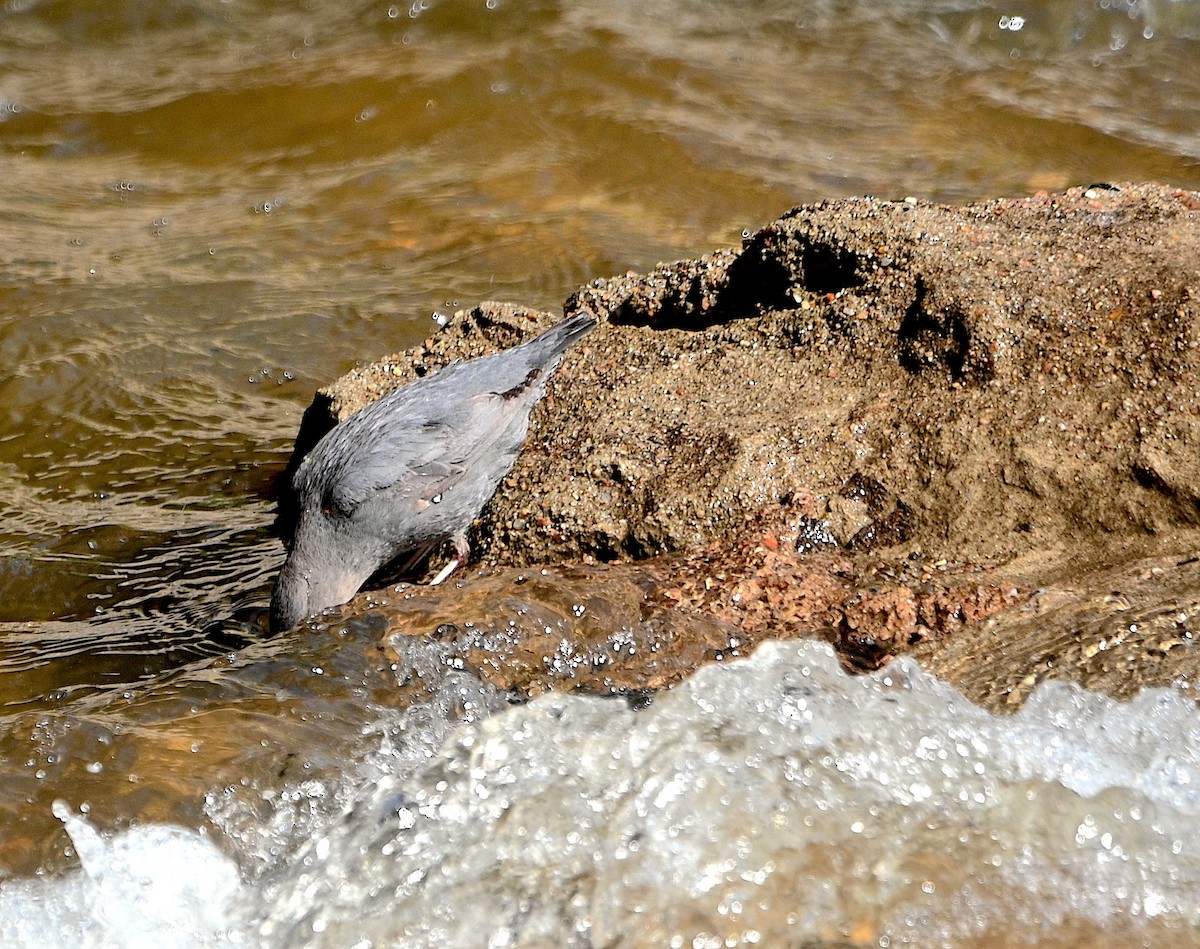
(268, 509, 386, 633)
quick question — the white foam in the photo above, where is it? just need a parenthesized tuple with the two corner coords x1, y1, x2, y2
(0, 802, 243, 949)
(7, 640, 1200, 948)
(257, 640, 1200, 946)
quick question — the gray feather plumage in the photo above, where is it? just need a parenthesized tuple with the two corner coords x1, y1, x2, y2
(270, 313, 595, 632)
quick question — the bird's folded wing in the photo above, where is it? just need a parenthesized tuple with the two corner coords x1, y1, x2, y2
(325, 390, 518, 515)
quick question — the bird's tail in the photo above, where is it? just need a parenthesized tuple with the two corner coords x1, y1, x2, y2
(494, 312, 597, 387)
(535, 312, 598, 359)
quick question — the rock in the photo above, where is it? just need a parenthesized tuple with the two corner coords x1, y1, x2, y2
(286, 182, 1200, 705)
(488, 182, 1198, 570)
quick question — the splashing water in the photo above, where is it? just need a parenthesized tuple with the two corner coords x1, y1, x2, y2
(5, 639, 1197, 948)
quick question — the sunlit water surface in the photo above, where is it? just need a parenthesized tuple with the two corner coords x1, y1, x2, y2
(0, 0, 1199, 944)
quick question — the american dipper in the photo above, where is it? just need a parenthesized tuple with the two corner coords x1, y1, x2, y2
(269, 313, 596, 632)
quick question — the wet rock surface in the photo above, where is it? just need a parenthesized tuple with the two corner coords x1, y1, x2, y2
(290, 183, 1200, 707)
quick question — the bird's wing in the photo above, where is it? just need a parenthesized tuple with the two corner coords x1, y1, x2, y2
(321, 386, 528, 516)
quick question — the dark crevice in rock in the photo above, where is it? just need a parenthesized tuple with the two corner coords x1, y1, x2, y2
(795, 237, 864, 295)
(897, 278, 973, 380)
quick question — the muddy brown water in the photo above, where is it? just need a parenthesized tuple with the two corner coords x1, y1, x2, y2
(1, 1, 1200, 942)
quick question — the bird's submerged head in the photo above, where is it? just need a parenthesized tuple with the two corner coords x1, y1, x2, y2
(269, 525, 379, 633)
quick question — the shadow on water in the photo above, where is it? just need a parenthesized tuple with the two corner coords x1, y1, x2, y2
(0, 416, 293, 710)
(0, 523, 280, 712)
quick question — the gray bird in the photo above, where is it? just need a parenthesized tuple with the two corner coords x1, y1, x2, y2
(270, 313, 596, 633)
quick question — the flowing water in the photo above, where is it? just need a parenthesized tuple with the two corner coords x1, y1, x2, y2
(0, 0, 1199, 944)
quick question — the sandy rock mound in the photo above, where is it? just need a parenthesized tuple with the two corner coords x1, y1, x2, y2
(297, 184, 1200, 573)
(286, 183, 1200, 704)
(504, 182, 1199, 567)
